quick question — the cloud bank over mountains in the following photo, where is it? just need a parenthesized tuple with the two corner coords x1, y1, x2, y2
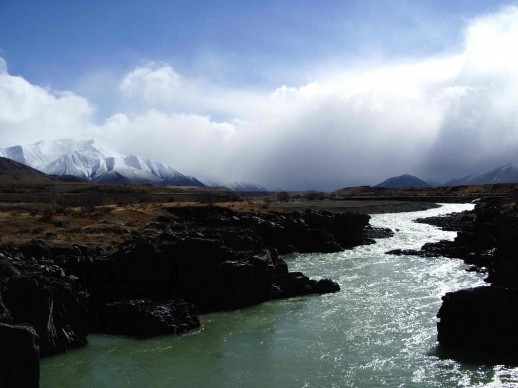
(2, 6, 518, 190)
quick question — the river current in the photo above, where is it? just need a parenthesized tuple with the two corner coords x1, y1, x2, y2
(40, 204, 518, 387)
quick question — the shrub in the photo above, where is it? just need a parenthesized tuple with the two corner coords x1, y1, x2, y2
(305, 191, 325, 201)
(276, 191, 290, 202)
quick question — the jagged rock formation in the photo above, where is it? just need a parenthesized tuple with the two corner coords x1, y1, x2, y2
(0, 253, 88, 357)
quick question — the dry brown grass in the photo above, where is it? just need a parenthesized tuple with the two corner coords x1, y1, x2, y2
(0, 199, 269, 248)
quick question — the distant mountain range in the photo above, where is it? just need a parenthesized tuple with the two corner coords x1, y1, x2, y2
(0, 139, 270, 191)
(0, 139, 205, 187)
(375, 174, 430, 188)
(376, 163, 518, 188)
(227, 182, 267, 192)
(445, 163, 518, 186)
(198, 176, 267, 192)
(5, 139, 518, 190)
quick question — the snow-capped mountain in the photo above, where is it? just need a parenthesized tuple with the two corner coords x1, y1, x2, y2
(0, 139, 204, 187)
(375, 174, 430, 188)
(446, 163, 518, 186)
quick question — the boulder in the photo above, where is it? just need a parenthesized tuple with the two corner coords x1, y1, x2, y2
(99, 299, 200, 337)
(282, 272, 340, 297)
(313, 278, 341, 294)
(363, 225, 394, 241)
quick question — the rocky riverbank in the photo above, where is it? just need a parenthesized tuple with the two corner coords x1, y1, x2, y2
(0, 205, 371, 386)
(389, 195, 518, 357)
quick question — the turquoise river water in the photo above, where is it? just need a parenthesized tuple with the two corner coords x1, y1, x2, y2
(40, 204, 518, 387)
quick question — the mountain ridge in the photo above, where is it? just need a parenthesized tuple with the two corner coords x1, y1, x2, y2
(0, 139, 204, 187)
(446, 163, 518, 186)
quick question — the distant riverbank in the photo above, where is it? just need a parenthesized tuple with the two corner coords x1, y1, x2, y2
(270, 199, 439, 214)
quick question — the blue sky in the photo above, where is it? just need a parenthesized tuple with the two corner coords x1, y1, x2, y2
(1, 1, 518, 189)
(2, 0, 512, 89)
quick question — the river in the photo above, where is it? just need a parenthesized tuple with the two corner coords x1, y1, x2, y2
(40, 203, 518, 387)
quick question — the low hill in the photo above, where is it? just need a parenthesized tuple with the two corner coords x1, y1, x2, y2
(375, 174, 430, 189)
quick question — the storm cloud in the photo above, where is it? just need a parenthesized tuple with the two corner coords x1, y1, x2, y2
(1, 7, 518, 189)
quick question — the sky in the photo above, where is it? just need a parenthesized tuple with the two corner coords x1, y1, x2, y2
(1, 0, 518, 190)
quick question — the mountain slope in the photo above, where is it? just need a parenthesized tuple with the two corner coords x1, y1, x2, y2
(0, 139, 204, 187)
(197, 176, 267, 192)
(375, 174, 430, 188)
(0, 156, 54, 182)
(229, 181, 268, 192)
(446, 163, 518, 186)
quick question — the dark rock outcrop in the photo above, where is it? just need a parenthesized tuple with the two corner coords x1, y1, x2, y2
(0, 204, 365, 386)
(489, 214, 518, 287)
(99, 299, 200, 337)
(164, 206, 370, 254)
(64, 241, 340, 316)
(0, 253, 88, 357)
(437, 286, 518, 354)
(0, 323, 40, 388)
(55, 206, 359, 314)
(0, 296, 12, 324)
(386, 241, 456, 258)
(425, 195, 518, 356)
(415, 212, 475, 232)
(313, 278, 341, 294)
(362, 225, 394, 243)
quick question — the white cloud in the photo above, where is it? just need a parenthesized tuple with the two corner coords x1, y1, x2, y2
(0, 69, 95, 146)
(120, 62, 182, 102)
(0, 58, 7, 74)
(95, 110, 240, 179)
(2, 6, 518, 188)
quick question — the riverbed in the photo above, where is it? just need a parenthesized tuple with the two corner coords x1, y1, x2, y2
(41, 203, 518, 387)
